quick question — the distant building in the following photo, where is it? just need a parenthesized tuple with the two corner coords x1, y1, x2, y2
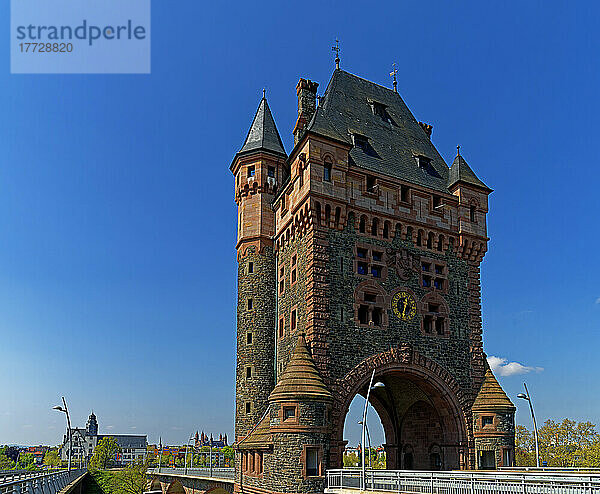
(59, 412, 147, 466)
(19, 446, 50, 464)
(194, 431, 228, 449)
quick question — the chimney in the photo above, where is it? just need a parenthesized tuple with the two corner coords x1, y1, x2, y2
(293, 78, 319, 146)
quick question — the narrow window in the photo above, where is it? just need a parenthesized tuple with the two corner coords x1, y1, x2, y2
(340, 257, 344, 273)
(470, 205, 477, 222)
(291, 254, 297, 284)
(248, 261, 254, 274)
(437, 236, 444, 252)
(279, 266, 285, 294)
(247, 298, 253, 310)
(291, 309, 297, 331)
(324, 161, 332, 182)
(422, 262, 431, 272)
(433, 195, 442, 208)
(306, 448, 319, 477)
(357, 262, 368, 275)
(366, 175, 376, 193)
(435, 264, 444, 274)
(371, 218, 378, 236)
(281, 194, 286, 212)
(283, 406, 296, 421)
(401, 185, 410, 203)
(372, 251, 383, 262)
(335, 207, 341, 228)
(246, 332, 253, 345)
(246, 367, 252, 379)
(316, 202, 322, 226)
(372, 307, 382, 326)
(435, 317, 445, 335)
(279, 317, 284, 339)
(427, 232, 434, 249)
(416, 231, 422, 247)
(423, 276, 432, 288)
(299, 165, 304, 187)
(340, 307, 344, 322)
(383, 222, 389, 239)
(325, 205, 331, 225)
(434, 278, 444, 290)
(268, 166, 275, 178)
(359, 216, 366, 233)
(358, 305, 369, 324)
(482, 416, 494, 427)
(423, 316, 433, 334)
(245, 402, 251, 414)
(357, 248, 368, 258)
(248, 165, 255, 177)
(371, 265, 382, 278)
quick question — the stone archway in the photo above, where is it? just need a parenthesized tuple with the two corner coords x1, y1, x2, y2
(330, 345, 470, 470)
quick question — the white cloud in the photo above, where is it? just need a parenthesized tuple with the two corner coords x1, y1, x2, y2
(130, 426, 137, 430)
(595, 297, 600, 305)
(488, 356, 544, 377)
(106, 425, 114, 429)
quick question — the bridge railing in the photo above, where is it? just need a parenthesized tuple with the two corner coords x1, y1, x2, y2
(0, 469, 86, 494)
(325, 469, 600, 494)
(148, 467, 234, 481)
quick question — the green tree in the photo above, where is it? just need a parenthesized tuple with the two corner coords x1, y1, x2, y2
(43, 450, 60, 469)
(515, 425, 535, 466)
(343, 452, 359, 467)
(90, 437, 120, 471)
(111, 459, 148, 494)
(0, 447, 15, 470)
(16, 453, 37, 471)
(222, 446, 234, 466)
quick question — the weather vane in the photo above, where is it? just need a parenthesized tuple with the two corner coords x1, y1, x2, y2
(457, 145, 461, 156)
(390, 63, 398, 93)
(332, 38, 340, 70)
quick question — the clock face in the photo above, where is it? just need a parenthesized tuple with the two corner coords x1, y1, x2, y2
(392, 291, 417, 321)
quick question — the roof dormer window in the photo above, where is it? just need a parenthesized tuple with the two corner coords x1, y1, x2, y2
(417, 155, 431, 169)
(352, 134, 368, 151)
(369, 100, 394, 124)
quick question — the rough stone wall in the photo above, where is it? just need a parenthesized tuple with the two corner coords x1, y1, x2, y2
(473, 411, 515, 468)
(325, 220, 473, 390)
(235, 246, 276, 439)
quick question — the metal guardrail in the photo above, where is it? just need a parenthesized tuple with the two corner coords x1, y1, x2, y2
(0, 469, 86, 494)
(148, 467, 235, 481)
(325, 469, 600, 494)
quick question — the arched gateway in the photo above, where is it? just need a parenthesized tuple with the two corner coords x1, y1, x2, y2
(230, 67, 516, 494)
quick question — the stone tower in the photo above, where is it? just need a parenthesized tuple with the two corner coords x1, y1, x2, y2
(232, 68, 515, 494)
(86, 411, 98, 436)
(230, 95, 287, 438)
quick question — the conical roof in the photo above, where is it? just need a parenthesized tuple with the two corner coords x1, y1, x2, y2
(473, 368, 516, 411)
(269, 335, 332, 402)
(448, 151, 492, 192)
(237, 96, 286, 157)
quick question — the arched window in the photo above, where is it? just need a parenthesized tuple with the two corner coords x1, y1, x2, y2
(470, 204, 477, 222)
(371, 218, 378, 236)
(427, 232, 434, 249)
(383, 221, 390, 239)
(420, 293, 449, 337)
(406, 226, 413, 243)
(325, 205, 331, 226)
(315, 202, 322, 226)
(437, 235, 444, 252)
(324, 157, 332, 182)
(416, 230, 423, 247)
(335, 207, 341, 228)
(359, 216, 366, 233)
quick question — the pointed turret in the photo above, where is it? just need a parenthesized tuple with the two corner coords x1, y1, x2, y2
(269, 335, 332, 403)
(448, 148, 492, 192)
(473, 368, 515, 411)
(235, 95, 286, 161)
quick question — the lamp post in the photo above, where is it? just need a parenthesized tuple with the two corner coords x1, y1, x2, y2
(53, 397, 72, 472)
(361, 370, 384, 490)
(517, 383, 540, 467)
(184, 434, 194, 475)
(209, 434, 213, 479)
(358, 421, 372, 468)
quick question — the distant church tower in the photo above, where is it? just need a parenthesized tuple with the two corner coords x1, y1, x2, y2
(231, 68, 515, 494)
(86, 412, 98, 436)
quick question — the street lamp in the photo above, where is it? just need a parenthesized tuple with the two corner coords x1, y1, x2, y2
(361, 370, 384, 490)
(358, 421, 372, 468)
(53, 397, 72, 472)
(517, 383, 540, 468)
(184, 434, 194, 475)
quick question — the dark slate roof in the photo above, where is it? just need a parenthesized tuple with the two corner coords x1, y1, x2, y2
(306, 69, 451, 192)
(448, 151, 491, 191)
(97, 435, 147, 449)
(237, 96, 286, 158)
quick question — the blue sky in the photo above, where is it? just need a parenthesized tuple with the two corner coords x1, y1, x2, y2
(0, 0, 599, 447)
